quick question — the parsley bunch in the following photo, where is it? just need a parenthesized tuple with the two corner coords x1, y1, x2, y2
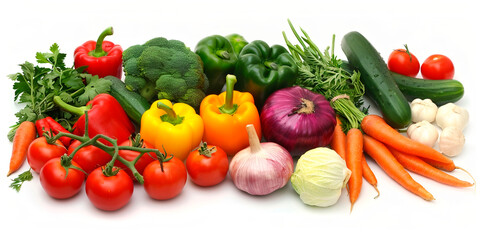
(8, 43, 112, 141)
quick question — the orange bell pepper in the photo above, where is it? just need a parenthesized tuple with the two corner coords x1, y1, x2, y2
(200, 74, 261, 156)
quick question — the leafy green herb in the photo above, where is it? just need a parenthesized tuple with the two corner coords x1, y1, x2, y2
(283, 20, 367, 131)
(9, 169, 33, 192)
(8, 43, 112, 141)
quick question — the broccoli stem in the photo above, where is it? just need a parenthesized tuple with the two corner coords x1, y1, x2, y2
(157, 102, 184, 126)
(219, 74, 238, 115)
(89, 27, 114, 58)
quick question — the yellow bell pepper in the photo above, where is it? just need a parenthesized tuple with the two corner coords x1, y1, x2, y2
(140, 99, 204, 161)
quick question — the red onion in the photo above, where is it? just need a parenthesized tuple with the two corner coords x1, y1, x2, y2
(260, 86, 337, 156)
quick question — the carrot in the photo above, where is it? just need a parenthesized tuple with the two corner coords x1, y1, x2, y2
(389, 147, 474, 188)
(346, 128, 363, 211)
(361, 115, 454, 165)
(420, 157, 456, 172)
(363, 134, 435, 201)
(331, 116, 347, 160)
(361, 154, 380, 198)
(8, 121, 36, 176)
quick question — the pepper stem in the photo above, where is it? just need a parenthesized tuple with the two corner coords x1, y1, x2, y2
(264, 61, 278, 70)
(53, 96, 91, 117)
(219, 74, 238, 115)
(89, 27, 114, 58)
(246, 124, 262, 153)
(216, 50, 230, 60)
(157, 102, 184, 126)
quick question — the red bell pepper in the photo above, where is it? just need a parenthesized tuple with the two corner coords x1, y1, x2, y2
(53, 93, 135, 144)
(74, 27, 123, 79)
(35, 117, 72, 147)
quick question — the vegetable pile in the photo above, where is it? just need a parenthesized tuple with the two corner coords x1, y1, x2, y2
(5, 22, 474, 212)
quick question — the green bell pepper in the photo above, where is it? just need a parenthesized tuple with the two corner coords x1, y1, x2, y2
(234, 40, 298, 109)
(195, 35, 238, 95)
(225, 34, 248, 56)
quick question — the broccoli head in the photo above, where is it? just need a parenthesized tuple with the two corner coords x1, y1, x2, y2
(122, 37, 208, 109)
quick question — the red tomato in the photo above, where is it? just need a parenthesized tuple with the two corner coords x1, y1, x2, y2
(68, 140, 112, 174)
(143, 157, 187, 200)
(387, 46, 420, 77)
(85, 167, 134, 211)
(114, 139, 156, 181)
(186, 143, 229, 187)
(39, 157, 85, 199)
(27, 137, 67, 173)
(421, 54, 455, 80)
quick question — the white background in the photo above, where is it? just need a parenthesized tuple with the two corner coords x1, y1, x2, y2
(0, 0, 478, 239)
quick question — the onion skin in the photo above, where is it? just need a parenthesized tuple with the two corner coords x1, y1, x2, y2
(260, 86, 337, 156)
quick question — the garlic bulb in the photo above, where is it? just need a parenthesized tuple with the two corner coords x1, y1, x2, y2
(406, 120, 439, 148)
(410, 98, 438, 123)
(438, 127, 465, 157)
(435, 103, 469, 130)
(229, 124, 294, 196)
(290, 147, 351, 207)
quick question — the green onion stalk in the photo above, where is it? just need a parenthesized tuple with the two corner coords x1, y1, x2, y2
(283, 19, 367, 131)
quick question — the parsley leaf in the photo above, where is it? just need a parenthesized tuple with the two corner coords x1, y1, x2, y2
(9, 169, 33, 192)
(77, 74, 112, 105)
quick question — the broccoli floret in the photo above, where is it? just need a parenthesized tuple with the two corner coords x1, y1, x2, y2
(122, 37, 209, 109)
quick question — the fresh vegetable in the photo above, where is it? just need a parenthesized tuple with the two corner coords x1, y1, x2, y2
(260, 86, 337, 156)
(410, 99, 438, 123)
(140, 99, 204, 161)
(229, 124, 293, 196)
(290, 147, 351, 207)
(388, 147, 473, 187)
(421, 54, 455, 80)
(234, 40, 298, 109)
(361, 115, 454, 165)
(387, 45, 420, 77)
(85, 166, 134, 211)
(122, 37, 208, 109)
(435, 103, 469, 130)
(225, 34, 248, 56)
(68, 140, 112, 174)
(104, 76, 150, 125)
(39, 156, 85, 199)
(8, 43, 112, 141)
(195, 35, 238, 94)
(114, 136, 157, 180)
(54, 93, 135, 144)
(361, 155, 379, 198)
(74, 27, 123, 79)
(363, 134, 434, 201)
(35, 117, 72, 147)
(391, 72, 464, 105)
(186, 142, 229, 187)
(284, 21, 366, 131)
(27, 136, 67, 173)
(143, 155, 187, 200)
(342, 31, 411, 128)
(345, 128, 363, 211)
(200, 74, 261, 156)
(438, 127, 465, 157)
(9, 169, 33, 192)
(8, 121, 36, 176)
(331, 116, 347, 160)
(407, 121, 439, 148)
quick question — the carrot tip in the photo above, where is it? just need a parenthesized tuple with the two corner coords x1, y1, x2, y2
(373, 186, 380, 199)
(456, 166, 477, 187)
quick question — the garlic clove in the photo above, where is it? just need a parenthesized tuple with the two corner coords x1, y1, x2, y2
(410, 98, 438, 123)
(438, 127, 465, 157)
(406, 120, 439, 148)
(435, 103, 469, 130)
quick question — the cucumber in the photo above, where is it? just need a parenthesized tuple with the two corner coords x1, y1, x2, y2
(104, 76, 150, 125)
(341, 31, 411, 128)
(391, 72, 464, 106)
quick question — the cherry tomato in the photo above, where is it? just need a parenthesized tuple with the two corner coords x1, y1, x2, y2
(39, 157, 85, 199)
(387, 46, 420, 77)
(143, 157, 187, 200)
(27, 136, 67, 173)
(85, 167, 134, 211)
(186, 143, 229, 187)
(421, 54, 455, 80)
(68, 140, 112, 174)
(114, 139, 156, 181)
